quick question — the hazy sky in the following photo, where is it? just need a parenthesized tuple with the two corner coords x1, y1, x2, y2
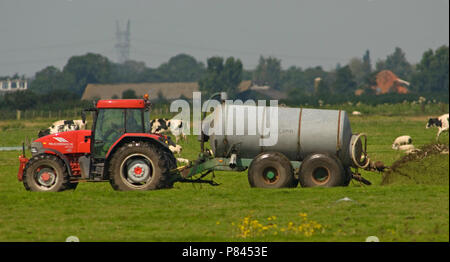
(0, 0, 448, 77)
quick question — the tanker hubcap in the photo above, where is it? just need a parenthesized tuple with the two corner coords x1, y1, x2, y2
(36, 167, 57, 187)
(312, 167, 331, 185)
(263, 167, 279, 184)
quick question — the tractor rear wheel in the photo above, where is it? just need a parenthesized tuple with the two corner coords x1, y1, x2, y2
(248, 152, 297, 188)
(109, 142, 177, 191)
(298, 153, 346, 187)
(23, 154, 72, 192)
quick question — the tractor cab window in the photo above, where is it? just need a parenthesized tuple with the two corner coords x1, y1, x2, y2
(126, 109, 144, 133)
(93, 109, 124, 158)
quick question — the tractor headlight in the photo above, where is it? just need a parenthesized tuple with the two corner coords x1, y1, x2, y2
(30, 142, 43, 156)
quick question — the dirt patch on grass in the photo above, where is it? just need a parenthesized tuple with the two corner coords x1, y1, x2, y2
(382, 143, 449, 185)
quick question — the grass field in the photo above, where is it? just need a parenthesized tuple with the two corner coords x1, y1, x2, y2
(0, 114, 448, 242)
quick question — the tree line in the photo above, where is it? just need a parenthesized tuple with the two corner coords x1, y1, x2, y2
(0, 45, 448, 111)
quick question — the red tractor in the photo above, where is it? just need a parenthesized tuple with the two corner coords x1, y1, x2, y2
(18, 96, 179, 191)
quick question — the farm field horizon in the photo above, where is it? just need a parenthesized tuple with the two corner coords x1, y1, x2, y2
(0, 113, 448, 242)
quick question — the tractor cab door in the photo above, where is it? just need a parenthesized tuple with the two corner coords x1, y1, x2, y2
(92, 109, 125, 159)
(92, 108, 145, 159)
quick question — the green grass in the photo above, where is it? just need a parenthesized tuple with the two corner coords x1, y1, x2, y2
(0, 115, 448, 242)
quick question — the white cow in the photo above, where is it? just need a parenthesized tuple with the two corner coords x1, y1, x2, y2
(38, 119, 86, 138)
(426, 114, 449, 142)
(168, 119, 187, 143)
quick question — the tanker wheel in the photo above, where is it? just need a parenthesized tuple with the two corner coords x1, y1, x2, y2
(248, 152, 297, 188)
(23, 154, 72, 192)
(109, 142, 177, 191)
(298, 153, 346, 187)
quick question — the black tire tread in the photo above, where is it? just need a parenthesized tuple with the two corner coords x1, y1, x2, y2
(22, 154, 72, 192)
(248, 151, 297, 188)
(108, 142, 177, 191)
(298, 153, 346, 188)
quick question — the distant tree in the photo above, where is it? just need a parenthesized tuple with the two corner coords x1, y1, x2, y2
(253, 56, 282, 89)
(333, 65, 357, 95)
(242, 69, 253, 80)
(348, 57, 366, 87)
(376, 47, 412, 80)
(411, 45, 449, 93)
(198, 56, 243, 98)
(362, 49, 372, 75)
(138, 67, 164, 82)
(280, 66, 307, 93)
(63, 53, 112, 96)
(301, 66, 329, 94)
(111, 60, 147, 83)
(349, 50, 372, 88)
(122, 89, 137, 99)
(30, 66, 74, 94)
(2, 90, 38, 110)
(316, 78, 331, 98)
(156, 54, 206, 82)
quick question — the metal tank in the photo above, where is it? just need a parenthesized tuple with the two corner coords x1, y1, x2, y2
(205, 104, 366, 168)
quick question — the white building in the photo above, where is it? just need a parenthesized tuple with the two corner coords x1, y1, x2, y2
(0, 79, 28, 92)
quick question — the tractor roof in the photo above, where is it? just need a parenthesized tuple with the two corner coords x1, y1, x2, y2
(96, 99, 146, 109)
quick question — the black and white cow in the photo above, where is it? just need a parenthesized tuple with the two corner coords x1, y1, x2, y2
(149, 118, 170, 134)
(426, 113, 449, 141)
(167, 119, 187, 143)
(38, 119, 86, 138)
(149, 118, 186, 143)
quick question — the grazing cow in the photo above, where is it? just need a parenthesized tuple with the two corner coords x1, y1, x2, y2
(426, 114, 449, 141)
(392, 135, 412, 150)
(149, 118, 170, 134)
(352, 111, 362, 116)
(149, 118, 185, 154)
(168, 119, 187, 143)
(150, 118, 187, 143)
(38, 119, 86, 138)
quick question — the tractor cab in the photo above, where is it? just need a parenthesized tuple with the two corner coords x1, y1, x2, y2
(88, 98, 151, 159)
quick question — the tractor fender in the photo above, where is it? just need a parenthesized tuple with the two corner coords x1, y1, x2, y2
(30, 146, 73, 177)
(105, 133, 172, 161)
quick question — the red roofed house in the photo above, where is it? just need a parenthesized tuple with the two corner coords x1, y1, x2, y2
(354, 70, 410, 96)
(371, 70, 410, 95)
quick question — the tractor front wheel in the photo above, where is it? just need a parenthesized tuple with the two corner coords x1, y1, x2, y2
(109, 142, 177, 191)
(23, 154, 72, 192)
